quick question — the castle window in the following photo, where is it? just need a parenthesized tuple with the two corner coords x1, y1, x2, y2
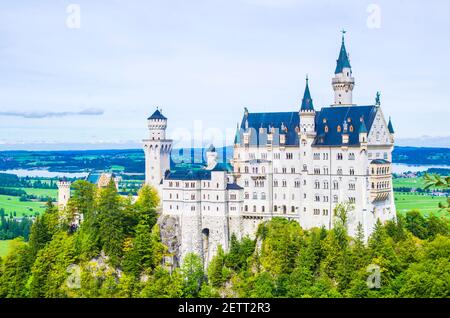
(333, 181, 339, 189)
(315, 195, 320, 202)
(291, 167, 295, 173)
(315, 180, 320, 189)
(282, 180, 287, 187)
(244, 205, 248, 212)
(244, 192, 249, 199)
(337, 168, 343, 175)
(261, 192, 266, 200)
(349, 168, 355, 175)
(323, 209, 329, 216)
(291, 206, 295, 213)
(337, 153, 343, 160)
(253, 205, 257, 212)
(262, 206, 265, 212)
(333, 195, 338, 203)
(313, 209, 320, 215)
(253, 192, 257, 199)
(274, 206, 278, 212)
(337, 125, 342, 132)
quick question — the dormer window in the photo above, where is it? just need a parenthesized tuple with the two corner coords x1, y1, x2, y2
(324, 125, 329, 133)
(349, 125, 354, 132)
(337, 125, 342, 133)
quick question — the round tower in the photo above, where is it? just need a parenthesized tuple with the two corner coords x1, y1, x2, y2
(332, 31, 355, 106)
(143, 108, 173, 191)
(57, 179, 71, 209)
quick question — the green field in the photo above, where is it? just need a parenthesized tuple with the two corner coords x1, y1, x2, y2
(20, 187, 57, 198)
(395, 193, 448, 218)
(0, 240, 12, 258)
(393, 177, 426, 189)
(0, 195, 45, 217)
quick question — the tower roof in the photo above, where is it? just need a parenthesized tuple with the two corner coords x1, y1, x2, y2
(388, 117, 395, 134)
(234, 123, 241, 144)
(300, 76, 314, 111)
(335, 33, 351, 74)
(207, 144, 216, 152)
(358, 118, 368, 133)
(148, 108, 167, 120)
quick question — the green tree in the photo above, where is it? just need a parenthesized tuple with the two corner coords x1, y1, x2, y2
(96, 180, 125, 266)
(181, 253, 205, 298)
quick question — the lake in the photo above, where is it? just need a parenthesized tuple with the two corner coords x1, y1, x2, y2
(392, 163, 450, 174)
(0, 169, 89, 178)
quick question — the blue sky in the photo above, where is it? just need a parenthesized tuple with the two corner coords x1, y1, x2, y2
(0, 0, 449, 150)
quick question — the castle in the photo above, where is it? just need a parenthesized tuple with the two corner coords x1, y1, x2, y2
(144, 34, 396, 265)
(57, 34, 396, 266)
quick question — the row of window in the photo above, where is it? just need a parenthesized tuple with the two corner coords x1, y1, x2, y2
(314, 167, 355, 175)
(313, 209, 329, 216)
(372, 181, 390, 190)
(167, 181, 221, 189)
(242, 152, 296, 160)
(371, 166, 390, 175)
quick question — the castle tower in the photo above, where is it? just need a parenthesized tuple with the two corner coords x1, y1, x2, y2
(57, 179, 71, 209)
(299, 75, 316, 134)
(143, 108, 173, 191)
(332, 31, 355, 106)
(205, 144, 218, 169)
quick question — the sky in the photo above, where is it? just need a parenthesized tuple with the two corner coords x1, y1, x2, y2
(0, 0, 449, 150)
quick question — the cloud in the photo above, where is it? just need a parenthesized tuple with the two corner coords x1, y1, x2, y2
(0, 108, 104, 119)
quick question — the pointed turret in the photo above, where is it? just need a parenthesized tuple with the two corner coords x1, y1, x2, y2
(335, 33, 352, 74)
(299, 76, 316, 135)
(300, 75, 314, 112)
(332, 30, 355, 106)
(359, 117, 368, 144)
(359, 119, 368, 134)
(234, 123, 241, 145)
(388, 117, 395, 134)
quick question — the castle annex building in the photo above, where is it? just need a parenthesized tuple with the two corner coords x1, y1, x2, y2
(143, 34, 397, 265)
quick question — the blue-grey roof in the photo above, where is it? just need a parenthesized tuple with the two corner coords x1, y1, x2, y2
(313, 105, 377, 146)
(165, 169, 211, 180)
(238, 111, 300, 146)
(388, 117, 394, 134)
(207, 144, 216, 152)
(86, 173, 101, 184)
(148, 109, 167, 120)
(211, 162, 232, 172)
(226, 183, 243, 190)
(300, 78, 314, 111)
(371, 159, 391, 164)
(335, 36, 351, 74)
(237, 105, 379, 147)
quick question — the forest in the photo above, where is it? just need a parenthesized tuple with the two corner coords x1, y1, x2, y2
(0, 179, 448, 298)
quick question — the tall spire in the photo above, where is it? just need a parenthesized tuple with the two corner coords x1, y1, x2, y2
(234, 123, 241, 144)
(300, 74, 314, 111)
(335, 30, 351, 74)
(388, 117, 395, 134)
